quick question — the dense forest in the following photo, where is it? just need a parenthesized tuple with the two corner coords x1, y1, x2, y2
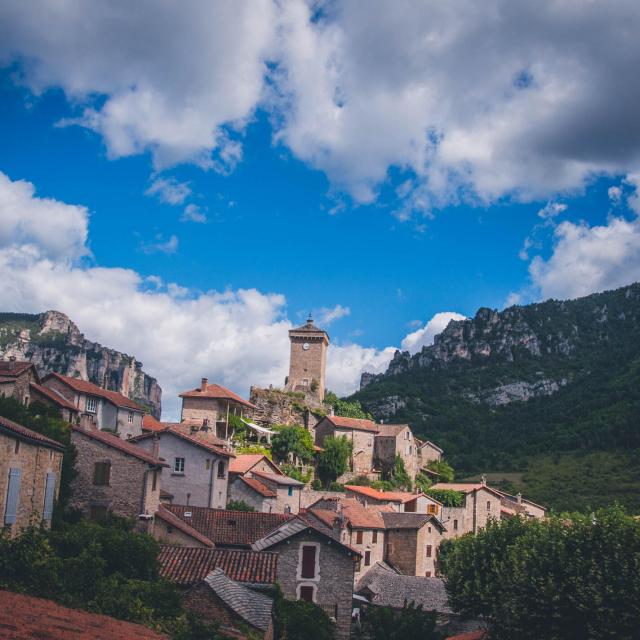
(353, 283, 640, 513)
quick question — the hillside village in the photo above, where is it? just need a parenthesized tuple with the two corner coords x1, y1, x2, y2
(0, 314, 547, 640)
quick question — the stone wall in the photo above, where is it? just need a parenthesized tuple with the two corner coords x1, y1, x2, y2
(249, 387, 323, 430)
(287, 333, 327, 402)
(273, 531, 355, 640)
(385, 527, 419, 575)
(228, 476, 273, 512)
(300, 489, 347, 509)
(0, 431, 63, 536)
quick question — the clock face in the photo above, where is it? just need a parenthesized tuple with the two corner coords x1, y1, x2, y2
(302, 342, 310, 350)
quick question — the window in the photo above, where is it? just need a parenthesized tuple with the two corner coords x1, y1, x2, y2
(86, 396, 97, 413)
(43, 473, 56, 522)
(4, 468, 21, 525)
(299, 585, 315, 602)
(364, 550, 371, 566)
(372, 530, 378, 543)
(300, 545, 318, 579)
(93, 462, 111, 486)
(90, 505, 108, 521)
(206, 459, 211, 470)
(288, 486, 293, 497)
(356, 530, 363, 544)
(302, 378, 309, 387)
(405, 431, 410, 440)
(426, 545, 432, 558)
(174, 457, 185, 474)
(487, 500, 491, 511)
(453, 519, 459, 531)
(152, 470, 157, 491)
(426, 571, 432, 577)
(14, 440, 20, 454)
(217, 461, 225, 478)
(428, 504, 437, 514)
(127, 411, 134, 423)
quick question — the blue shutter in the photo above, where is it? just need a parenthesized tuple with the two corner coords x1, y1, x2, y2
(4, 468, 21, 525)
(43, 472, 56, 522)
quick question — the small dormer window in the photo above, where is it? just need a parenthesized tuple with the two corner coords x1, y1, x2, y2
(86, 396, 97, 413)
(127, 411, 134, 423)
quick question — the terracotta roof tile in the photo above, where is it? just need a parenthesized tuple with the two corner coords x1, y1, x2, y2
(129, 427, 234, 458)
(0, 590, 168, 639)
(155, 506, 215, 547)
(179, 382, 255, 408)
(446, 632, 486, 640)
(142, 414, 165, 432)
(0, 414, 65, 452)
(229, 454, 281, 475)
(345, 485, 433, 504)
(166, 505, 292, 547)
(71, 425, 168, 467)
(29, 382, 78, 412)
(326, 416, 379, 432)
(238, 476, 277, 498)
(43, 372, 144, 411)
(0, 360, 35, 378)
(158, 545, 278, 586)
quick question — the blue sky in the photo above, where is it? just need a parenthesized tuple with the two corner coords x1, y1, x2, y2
(1, 1, 639, 417)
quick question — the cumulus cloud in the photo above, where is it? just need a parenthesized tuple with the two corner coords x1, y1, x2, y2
(180, 204, 207, 224)
(140, 234, 179, 255)
(401, 311, 467, 354)
(3, 2, 640, 211)
(608, 185, 622, 204)
(145, 177, 191, 205)
(529, 216, 640, 299)
(314, 304, 351, 325)
(538, 202, 568, 220)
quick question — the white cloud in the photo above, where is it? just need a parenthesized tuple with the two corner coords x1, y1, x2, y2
(608, 185, 622, 204)
(3, 2, 640, 212)
(145, 177, 191, 206)
(314, 304, 351, 325)
(538, 202, 568, 220)
(141, 234, 179, 255)
(529, 216, 640, 299)
(180, 204, 207, 224)
(625, 173, 640, 214)
(401, 311, 467, 354)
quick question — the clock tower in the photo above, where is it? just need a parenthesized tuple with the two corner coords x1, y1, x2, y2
(286, 315, 329, 402)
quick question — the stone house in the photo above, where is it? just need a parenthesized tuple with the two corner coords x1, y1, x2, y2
(43, 373, 144, 438)
(0, 359, 39, 405)
(0, 415, 64, 536)
(308, 497, 387, 583)
(179, 378, 255, 442)
(130, 427, 233, 509)
(153, 505, 217, 547)
(69, 425, 166, 529)
(381, 512, 446, 577)
(314, 415, 380, 477)
(166, 504, 292, 548)
(253, 517, 360, 640)
(416, 439, 443, 466)
(230, 453, 282, 477)
(374, 423, 419, 480)
(431, 482, 505, 537)
(29, 382, 80, 422)
(345, 484, 443, 516)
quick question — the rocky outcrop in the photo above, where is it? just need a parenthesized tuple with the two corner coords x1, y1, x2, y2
(249, 386, 324, 430)
(464, 378, 569, 406)
(0, 310, 161, 417)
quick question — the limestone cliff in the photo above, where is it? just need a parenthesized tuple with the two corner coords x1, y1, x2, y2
(0, 310, 162, 417)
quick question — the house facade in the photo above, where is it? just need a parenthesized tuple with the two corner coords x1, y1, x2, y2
(417, 439, 443, 466)
(29, 382, 79, 422)
(43, 373, 144, 438)
(0, 415, 64, 536)
(0, 359, 39, 405)
(314, 415, 380, 477)
(344, 484, 443, 515)
(69, 425, 166, 529)
(374, 423, 419, 480)
(130, 427, 233, 509)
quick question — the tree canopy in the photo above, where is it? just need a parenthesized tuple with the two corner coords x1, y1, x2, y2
(271, 425, 315, 464)
(316, 436, 353, 487)
(439, 506, 640, 640)
(324, 391, 372, 420)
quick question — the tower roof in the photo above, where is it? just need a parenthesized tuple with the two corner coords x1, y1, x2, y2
(289, 314, 329, 340)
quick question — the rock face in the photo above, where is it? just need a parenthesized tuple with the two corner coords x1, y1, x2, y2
(0, 310, 161, 417)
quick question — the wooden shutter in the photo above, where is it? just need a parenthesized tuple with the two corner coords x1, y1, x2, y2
(301, 545, 317, 579)
(365, 550, 371, 566)
(93, 462, 110, 486)
(426, 545, 432, 557)
(356, 530, 363, 544)
(43, 472, 56, 522)
(4, 468, 21, 524)
(299, 586, 314, 602)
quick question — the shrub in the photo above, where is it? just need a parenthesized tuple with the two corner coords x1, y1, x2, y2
(226, 500, 255, 512)
(317, 436, 352, 487)
(271, 425, 315, 464)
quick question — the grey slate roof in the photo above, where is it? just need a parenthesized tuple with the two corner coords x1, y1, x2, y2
(381, 512, 447, 532)
(204, 568, 273, 631)
(356, 563, 452, 614)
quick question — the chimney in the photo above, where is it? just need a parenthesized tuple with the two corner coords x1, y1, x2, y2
(329, 406, 335, 417)
(8, 355, 16, 370)
(516, 492, 522, 505)
(481, 474, 487, 486)
(151, 434, 160, 458)
(201, 377, 208, 391)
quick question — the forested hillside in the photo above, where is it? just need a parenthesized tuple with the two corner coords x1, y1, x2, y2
(353, 283, 640, 513)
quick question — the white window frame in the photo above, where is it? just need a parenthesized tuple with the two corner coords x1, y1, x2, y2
(86, 396, 98, 413)
(127, 411, 134, 423)
(173, 457, 185, 474)
(297, 542, 321, 582)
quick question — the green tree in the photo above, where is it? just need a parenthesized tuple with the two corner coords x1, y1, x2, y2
(271, 425, 314, 464)
(324, 391, 372, 420)
(440, 506, 640, 640)
(272, 585, 335, 640)
(385, 455, 411, 491)
(360, 602, 440, 640)
(426, 459, 455, 483)
(226, 500, 255, 512)
(316, 436, 352, 487)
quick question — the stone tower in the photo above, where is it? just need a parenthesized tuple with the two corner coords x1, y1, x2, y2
(286, 315, 329, 402)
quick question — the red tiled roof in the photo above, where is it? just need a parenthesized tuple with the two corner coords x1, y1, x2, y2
(71, 425, 168, 467)
(155, 506, 215, 547)
(446, 632, 486, 640)
(229, 454, 282, 475)
(179, 382, 255, 408)
(0, 590, 168, 639)
(238, 476, 277, 498)
(0, 360, 35, 378)
(29, 382, 78, 411)
(308, 498, 387, 530)
(167, 505, 292, 547)
(345, 485, 430, 504)
(130, 427, 234, 458)
(326, 415, 379, 433)
(0, 414, 65, 452)
(142, 414, 165, 432)
(158, 545, 278, 586)
(43, 372, 144, 411)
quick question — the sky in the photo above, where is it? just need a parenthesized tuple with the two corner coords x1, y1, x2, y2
(1, 1, 640, 419)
